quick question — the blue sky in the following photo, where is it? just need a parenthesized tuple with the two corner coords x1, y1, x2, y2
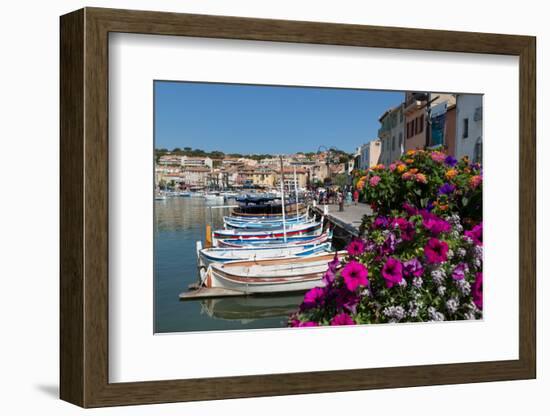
(154, 81, 404, 154)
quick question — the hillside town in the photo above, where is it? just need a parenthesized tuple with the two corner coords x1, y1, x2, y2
(155, 91, 482, 192)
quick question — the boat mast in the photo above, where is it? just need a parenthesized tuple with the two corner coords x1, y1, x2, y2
(279, 156, 287, 242)
(293, 166, 299, 219)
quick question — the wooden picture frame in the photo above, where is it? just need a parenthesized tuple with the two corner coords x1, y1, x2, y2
(60, 7, 536, 408)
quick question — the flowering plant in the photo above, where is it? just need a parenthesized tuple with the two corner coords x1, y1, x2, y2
(289, 208, 483, 326)
(357, 148, 482, 223)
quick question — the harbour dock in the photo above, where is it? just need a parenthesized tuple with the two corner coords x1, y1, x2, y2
(312, 203, 372, 238)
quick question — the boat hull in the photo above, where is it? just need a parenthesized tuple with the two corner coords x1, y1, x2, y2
(198, 242, 331, 268)
(202, 251, 344, 294)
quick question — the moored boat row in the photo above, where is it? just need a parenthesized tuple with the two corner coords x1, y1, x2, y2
(192, 166, 341, 294)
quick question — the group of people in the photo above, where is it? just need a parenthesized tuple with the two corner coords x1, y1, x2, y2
(313, 187, 360, 211)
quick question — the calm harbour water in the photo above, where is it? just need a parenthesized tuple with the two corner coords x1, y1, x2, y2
(154, 197, 304, 333)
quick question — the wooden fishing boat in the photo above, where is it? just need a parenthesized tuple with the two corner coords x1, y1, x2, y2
(197, 241, 332, 268)
(223, 213, 308, 224)
(223, 217, 314, 230)
(212, 220, 323, 242)
(200, 251, 345, 294)
(216, 231, 331, 248)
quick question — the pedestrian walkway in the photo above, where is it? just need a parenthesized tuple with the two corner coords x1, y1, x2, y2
(313, 203, 373, 237)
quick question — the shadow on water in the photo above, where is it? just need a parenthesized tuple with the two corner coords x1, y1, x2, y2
(154, 197, 305, 333)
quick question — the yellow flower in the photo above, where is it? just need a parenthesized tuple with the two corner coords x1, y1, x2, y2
(406, 150, 416, 156)
(445, 169, 458, 179)
(397, 164, 407, 173)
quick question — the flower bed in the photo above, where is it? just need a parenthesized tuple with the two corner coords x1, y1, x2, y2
(356, 149, 482, 224)
(289, 209, 483, 326)
(289, 149, 483, 327)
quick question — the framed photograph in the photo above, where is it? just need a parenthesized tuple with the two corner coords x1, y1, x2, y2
(60, 7, 536, 408)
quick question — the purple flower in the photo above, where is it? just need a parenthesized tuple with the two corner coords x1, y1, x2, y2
(297, 321, 319, 327)
(424, 238, 449, 264)
(381, 232, 397, 255)
(438, 183, 456, 195)
(403, 258, 424, 278)
(423, 214, 451, 236)
(451, 262, 469, 280)
(465, 223, 483, 246)
(328, 252, 340, 273)
(332, 287, 361, 314)
(346, 238, 366, 256)
(381, 257, 404, 288)
(402, 203, 418, 216)
(373, 216, 389, 229)
(330, 312, 355, 326)
(392, 217, 415, 241)
(472, 272, 483, 310)
(322, 269, 335, 286)
(444, 155, 458, 167)
(341, 261, 369, 292)
(301, 287, 325, 310)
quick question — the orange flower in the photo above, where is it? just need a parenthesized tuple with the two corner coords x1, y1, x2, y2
(415, 173, 427, 184)
(409, 168, 419, 174)
(445, 169, 458, 179)
(406, 150, 416, 156)
(397, 164, 407, 173)
(405, 158, 414, 164)
(402, 172, 414, 181)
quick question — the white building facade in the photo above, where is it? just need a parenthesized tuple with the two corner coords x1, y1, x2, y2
(357, 139, 381, 169)
(455, 94, 483, 163)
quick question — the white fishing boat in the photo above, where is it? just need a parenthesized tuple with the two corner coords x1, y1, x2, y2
(223, 213, 308, 225)
(223, 217, 314, 231)
(216, 231, 331, 249)
(196, 241, 332, 268)
(200, 251, 345, 294)
(212, 219, 323, 243)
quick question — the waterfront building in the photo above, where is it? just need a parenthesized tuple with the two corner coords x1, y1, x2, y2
(181, 156, 213, 169)
(455, 94, 483, 163)
(379, 104, 405, 166)
(158, 155, 184, 166)
(357, 139, 381, 169)
(274, 167, 308, 189)
(180, 166, 210, 187)
(404, 92, 428, 153)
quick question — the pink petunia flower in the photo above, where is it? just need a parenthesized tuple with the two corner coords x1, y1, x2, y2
(346, 238, 366, 256)
(465, 223, 483, 246)
(341, 260, 369, 292)
(381, 257, 404, 288)
(423, 215, 451, 236)
(424, 238, 449, 264)
(472, 272, 483, 309)
(330, 312, 355, 326)
(301, 287, 325, 310)
(392, 217, 416, 241)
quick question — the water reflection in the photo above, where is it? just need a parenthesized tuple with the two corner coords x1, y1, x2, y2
(200, 294, 305, 323)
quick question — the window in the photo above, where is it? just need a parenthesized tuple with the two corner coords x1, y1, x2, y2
(474, 137, 482, 163)
(392, 136, 395, 151)
(419, 115, 424, 133)
(399, 132, 403, 151)
(463, 118, 469, 138)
